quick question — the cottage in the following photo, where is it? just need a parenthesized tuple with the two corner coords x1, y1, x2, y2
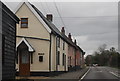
(67, 34, 85, 71)
(67, 33, 76, 71)
(0, 1, 19, 79)
(15, 2, 70, 76)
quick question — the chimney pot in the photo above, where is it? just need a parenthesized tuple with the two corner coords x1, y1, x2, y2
(46, 14, 53, 22)
(61, 27, 65, 34)
(74, 39, 77, 44)
(68, 33, 72, 40)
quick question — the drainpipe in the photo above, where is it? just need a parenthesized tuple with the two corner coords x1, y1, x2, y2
(75, 49, 76, 71)
(56, 36, 58, 71)
(49, 33, 52, 72)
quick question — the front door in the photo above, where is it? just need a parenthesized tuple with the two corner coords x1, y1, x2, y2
(19, 48, 30, 76)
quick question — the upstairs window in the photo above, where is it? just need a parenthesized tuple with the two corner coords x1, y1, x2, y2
(68, 46, 70, 50)
(21, 18, 28, 28)
(63, 41, 65, 50)
(57, 37, 60, 48)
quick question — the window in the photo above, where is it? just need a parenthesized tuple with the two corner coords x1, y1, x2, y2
(57, 51, 60, 65)
(63, 53, 65, 65)
(63, 41, 65, 50)
(57, 37, 60, 48)
(21, 51, 29, 64)
(65, 55, 66, 66)
(21, 18, 28, 28)
(39, 56, 43, 62)
(70, 56, 72, 66)
(31, 53, 33, 64)
(68, 46, 70, 50)
(16, 52, 18, 64)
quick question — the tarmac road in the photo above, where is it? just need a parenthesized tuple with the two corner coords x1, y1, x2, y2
(80, 66, 119, 81)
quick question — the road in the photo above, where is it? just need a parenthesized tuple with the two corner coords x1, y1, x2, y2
(81, 66, 119, 81)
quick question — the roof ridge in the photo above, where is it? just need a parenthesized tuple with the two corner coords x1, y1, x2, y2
(30, 3, 81, 48)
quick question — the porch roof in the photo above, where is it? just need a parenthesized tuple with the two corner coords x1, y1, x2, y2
(16, 38, 35, 52)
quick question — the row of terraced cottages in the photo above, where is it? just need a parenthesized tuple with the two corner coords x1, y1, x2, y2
(15, 2, 85, 76)
(1, 1, 85, 79)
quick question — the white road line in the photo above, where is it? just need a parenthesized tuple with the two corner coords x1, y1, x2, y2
(109, 71, 120, 78)
(79, 67, 91, 81)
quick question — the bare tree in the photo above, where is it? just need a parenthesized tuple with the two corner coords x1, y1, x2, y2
(98, 44, 107, 53)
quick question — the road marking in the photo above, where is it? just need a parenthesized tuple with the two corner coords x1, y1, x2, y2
(96, 71, 102, 72)
(109, 71, 120, 78)
(79, 67, 91, 81)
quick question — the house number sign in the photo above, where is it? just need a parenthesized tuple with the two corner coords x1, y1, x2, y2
(38, 53, 44, 55)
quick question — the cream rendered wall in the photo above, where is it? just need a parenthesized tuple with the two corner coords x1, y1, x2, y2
(51, 34, 56, 71)
(15, 3, 68, 72)
(65, 43, 68, 71)
(57, 38, 68, 71)
(16, 3, 51, 72)
(16, 3, 50, 39)
(16, 37, 50, 72)
(51, 35, 68, 71)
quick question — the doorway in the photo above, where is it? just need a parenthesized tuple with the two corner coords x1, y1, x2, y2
(18, 42, 30, 76)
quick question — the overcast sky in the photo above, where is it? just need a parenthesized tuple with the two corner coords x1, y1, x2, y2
(3, 1, 118, 56)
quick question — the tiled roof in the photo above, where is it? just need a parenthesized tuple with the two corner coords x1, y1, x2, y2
(30, 3, 85, 53)
(30, 3, 77, 47)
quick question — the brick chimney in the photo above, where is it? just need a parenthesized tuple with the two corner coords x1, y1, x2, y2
(68, 33, 72, 40)
(61, 27, 65, 34)
(74, 39, 77, 45)
(46, 14, 53, 22)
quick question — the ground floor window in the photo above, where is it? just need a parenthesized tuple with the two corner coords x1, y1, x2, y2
(63, 53, 65, 65)
(57, 51, 60, 65)
(39, 56, 43, 62)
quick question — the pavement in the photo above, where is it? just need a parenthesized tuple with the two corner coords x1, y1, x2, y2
(80, 66, 120, 81)
(49, 67, 89, 79)
(15, 67, 89, 81)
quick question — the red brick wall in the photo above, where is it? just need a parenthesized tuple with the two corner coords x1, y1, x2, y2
(68, 45, 75, 67)
(76, 50, 81, 66)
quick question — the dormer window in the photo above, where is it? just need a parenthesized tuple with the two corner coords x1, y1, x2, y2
(21, 18, 28, 28)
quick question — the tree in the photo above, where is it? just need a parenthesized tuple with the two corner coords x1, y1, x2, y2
(98, 44, 107, 53)
(85, 44, 120, 68)
(85, 55, 93, 66)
